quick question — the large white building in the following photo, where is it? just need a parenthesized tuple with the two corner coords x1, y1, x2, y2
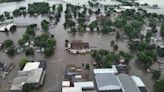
(10, 62, 46, 92)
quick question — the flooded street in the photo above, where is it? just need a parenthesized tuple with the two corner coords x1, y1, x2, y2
(0, 0, 163, 92)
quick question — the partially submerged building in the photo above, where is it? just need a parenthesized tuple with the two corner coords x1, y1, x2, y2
(65, 40, 91, 54)
(10, 61, 46, 92)
(94, 66, 148, 92)
(95, 73, 122, 92)
(0, 23, 16, 32)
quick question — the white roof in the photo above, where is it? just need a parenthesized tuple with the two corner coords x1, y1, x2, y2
(94, 65, 118, 74)
(74, 81, 94, 89)
(23, 62, 40, 71)
(75, 75, 82, 79)
(27, 68, 43, 83)
(99, 85, 122, 90)
(131, 76, 145, 87)
(6, 23, 15, 30)
(0, 25, 6, 31)
(120, 6, 133, 9)
(62, 87, 82, 92)
(62, 81, 70, 87)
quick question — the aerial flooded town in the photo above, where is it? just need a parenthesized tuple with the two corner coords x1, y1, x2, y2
(0, 0, 164, 92)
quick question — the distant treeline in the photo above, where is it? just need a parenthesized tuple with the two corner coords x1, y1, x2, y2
(0, 0, 24, 3)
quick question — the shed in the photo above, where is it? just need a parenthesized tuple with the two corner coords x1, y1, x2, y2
(62, 87, 82, 92)
(62, 81, 70, 87)
(74, 81, 94, 90)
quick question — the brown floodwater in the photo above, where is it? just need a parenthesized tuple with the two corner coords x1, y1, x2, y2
(0, 0, 163, 92)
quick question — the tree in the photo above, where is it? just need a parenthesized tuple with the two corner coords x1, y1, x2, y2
(85, 63, 90, 70)
(154, 80, 164, 92)
(18, 39, 26, 46)
(113, 44, 119, 51)
(44, 47, 54, 56)
(19, 58, 28, 70)
(3, 39, 13, 48)
(116, 31, 120, 40)
(25, 47, 34, 56)
(41, 20, 49, 31)
(137, 51, 154, 69)
(25, 27, 35, 36)
(23, 33, 30, 41)
(152, 70, 161, 80)
(110, 40, 115, 46)
(7, 46, 15, 56)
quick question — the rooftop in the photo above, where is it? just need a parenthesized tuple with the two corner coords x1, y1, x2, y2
(131, 76, 145, 87)
(94, 65, 118, 74)
(23, 62, 40, 71)
(95, 73, 122, 91)
(62, 87, 82, 92)
(70, 40, 89, 50)
(118, 74, 139, 92)
(10, 68, 44, 91)
(74, 81, 94, 90)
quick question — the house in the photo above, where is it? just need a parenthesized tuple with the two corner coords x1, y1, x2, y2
(0, 23, 16, 32)
(10, 61, 46, 92)
(66, 40, 91, 54)
(10, 68, 46, 92)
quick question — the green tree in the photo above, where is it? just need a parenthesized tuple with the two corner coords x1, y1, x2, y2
(154, 80, 164, 92)
(85, 63, 90, 70)
(3, 39, 13, 48)
(116, 31, 120, 40)
(18, 39, 26, 46)
(7, 46, 15, 56)
(25, 47, 34, 56)
(113, 44, 119, 51)
(19, 58, 28, 70)
(41, 20, 49, 31)
(152, 70, 161, 80)
(44, 47, 54, 56)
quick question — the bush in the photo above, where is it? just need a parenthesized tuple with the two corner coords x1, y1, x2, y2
(44, 47, 54, 56)
(19, 58, 28, 70)
(7, 46, 15, 56)
(152, 70, 161, 80)
(113, 44, 119, 51)
(25, 47, 34, 56)
(3, 39, 13, 48)
(154, 80, 164, 92)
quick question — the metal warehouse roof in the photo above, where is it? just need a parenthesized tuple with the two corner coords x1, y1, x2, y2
(118, 74, 139, 92)
(95, 73, 122, 91)
(131, 76, 145, 87)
